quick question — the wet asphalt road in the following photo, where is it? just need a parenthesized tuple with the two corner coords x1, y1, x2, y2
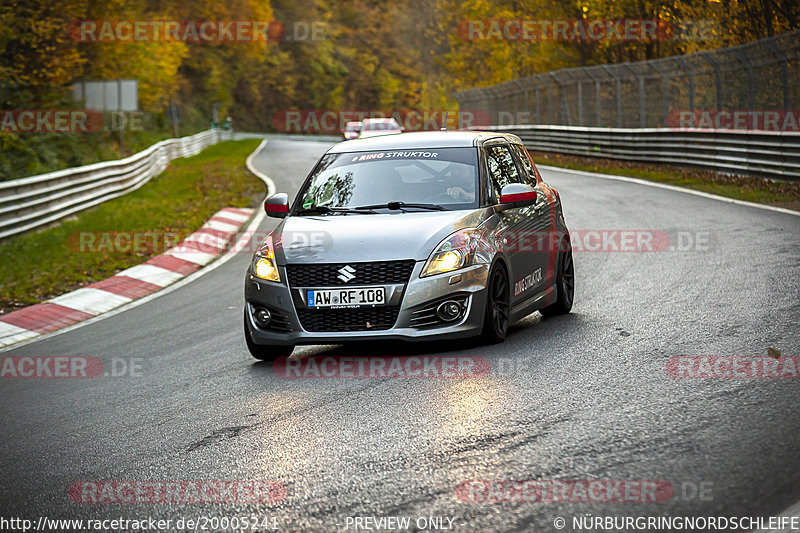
(1, 137, 799, 532)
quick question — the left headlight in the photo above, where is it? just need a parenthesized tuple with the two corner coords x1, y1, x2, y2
(252, 247, 280, 283)
(421, 228, 484, 278)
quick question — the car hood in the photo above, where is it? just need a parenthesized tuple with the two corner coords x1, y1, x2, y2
(271, 210, 490, 264)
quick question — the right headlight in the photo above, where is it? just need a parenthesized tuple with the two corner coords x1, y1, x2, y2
(252, 240, 280, 283)
(421, 228, 484, 277)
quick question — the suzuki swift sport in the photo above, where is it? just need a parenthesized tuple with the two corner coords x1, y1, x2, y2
(244, 131, 574, 360)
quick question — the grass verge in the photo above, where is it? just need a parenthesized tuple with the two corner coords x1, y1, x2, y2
(531, 151, 800, 212)
(0, 139, 264, 314)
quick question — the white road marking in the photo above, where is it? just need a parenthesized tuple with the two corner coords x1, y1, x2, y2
(119, 264, 184, 287)
(0, 322, 39, 347)
(49, 288, 131, 315)
(181, 232, 228, 251)
(165, 249, 217, 266)
(217, 209, 251, 223)
(205, 219, 240, 232)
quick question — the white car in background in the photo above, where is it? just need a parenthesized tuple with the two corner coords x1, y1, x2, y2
(359, 118, 403, 138)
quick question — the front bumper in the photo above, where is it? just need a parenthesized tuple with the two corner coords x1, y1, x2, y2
(244, 262, 490, 345)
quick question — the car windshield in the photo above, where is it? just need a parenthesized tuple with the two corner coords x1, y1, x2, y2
(297, 147, 479, 212)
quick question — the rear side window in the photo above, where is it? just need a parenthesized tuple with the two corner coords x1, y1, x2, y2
(511, 144, 537, 185)
(485, 145, 521, 196)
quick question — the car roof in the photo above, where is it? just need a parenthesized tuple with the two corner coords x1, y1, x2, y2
(326, 130, 521, 153)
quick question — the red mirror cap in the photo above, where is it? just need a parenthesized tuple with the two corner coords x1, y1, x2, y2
(264, 201, 289, 214)
(500, 191, 537, 203)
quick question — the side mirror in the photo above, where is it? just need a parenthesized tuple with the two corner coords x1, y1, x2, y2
(499, 183, 538, 209)
(264, 193, 289, 218)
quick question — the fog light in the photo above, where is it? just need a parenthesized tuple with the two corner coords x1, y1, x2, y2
(254, 307, 272, 327)
(436, 300, 463, 322)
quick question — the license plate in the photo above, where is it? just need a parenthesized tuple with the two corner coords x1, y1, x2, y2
(306, 287, 386, 308)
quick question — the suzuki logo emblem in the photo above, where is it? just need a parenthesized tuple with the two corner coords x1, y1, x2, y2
(337, 265, 356, 283)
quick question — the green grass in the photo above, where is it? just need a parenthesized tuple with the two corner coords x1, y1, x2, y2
(0, 139, 263, 313)
(531, 152, 800, 207)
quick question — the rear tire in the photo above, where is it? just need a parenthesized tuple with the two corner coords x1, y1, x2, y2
(244, 310, 293, 361)
(481, 263, 510, 344)
(540, 242, 574, 317)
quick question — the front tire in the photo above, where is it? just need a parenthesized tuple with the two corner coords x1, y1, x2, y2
(481, 263, 510, 344)
(540, 242, 574, 317)
(244, 310, 293, 360)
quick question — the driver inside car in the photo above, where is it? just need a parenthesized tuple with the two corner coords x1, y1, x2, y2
(444, 164, 476, 202)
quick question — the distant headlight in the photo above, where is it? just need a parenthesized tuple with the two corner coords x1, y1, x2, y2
(421, 228, 484, 277)
(252, 248, 280, 283)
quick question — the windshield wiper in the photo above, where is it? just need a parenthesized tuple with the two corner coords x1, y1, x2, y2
(295, 205, 377, 215)
(351, 201, 446, 212)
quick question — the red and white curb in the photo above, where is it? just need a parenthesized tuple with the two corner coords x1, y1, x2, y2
(0, 207, 254, 348)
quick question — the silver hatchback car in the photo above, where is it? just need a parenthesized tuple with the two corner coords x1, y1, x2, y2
(244, 131, 574, 360)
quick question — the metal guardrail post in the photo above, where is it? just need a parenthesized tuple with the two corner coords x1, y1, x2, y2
(601, 64, 623, 128)
(532, 77, 543, 124)
(648, 60, 670, 127)
(698, 52, 723, 111)
(550, 72, 570, 126)
(732, 48, 755, 111)
(674, 56, 695, 112)
(582, 66, 604, 128)
(622, 63, 646, 128)
(513, 80, 527, 123)
(764, 40, 790, 110)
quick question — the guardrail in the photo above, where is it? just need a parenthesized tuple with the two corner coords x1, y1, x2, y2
(478, 125, 800, 181)
(0, 129, 227, 240)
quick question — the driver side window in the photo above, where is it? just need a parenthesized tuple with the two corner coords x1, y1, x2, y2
(511, 144, 537, 186)
(485, 144, 521, 202)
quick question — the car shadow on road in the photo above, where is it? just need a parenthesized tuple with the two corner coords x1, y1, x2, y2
(247, 311, 584, 378)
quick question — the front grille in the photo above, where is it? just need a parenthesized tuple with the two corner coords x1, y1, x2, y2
(296, 307, 401, 332)
(287, 260, 415, 287)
